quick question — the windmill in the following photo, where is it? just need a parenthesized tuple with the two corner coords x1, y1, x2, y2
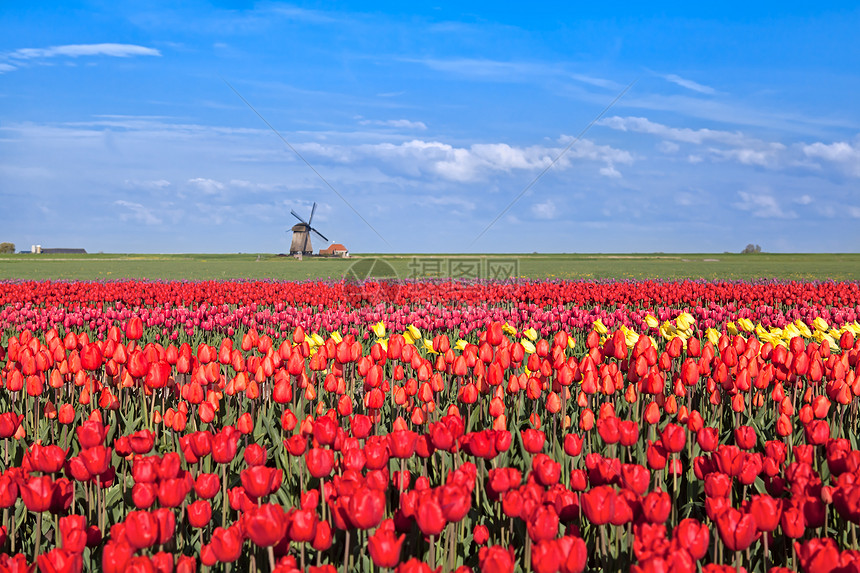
(289, 202, 329, 256)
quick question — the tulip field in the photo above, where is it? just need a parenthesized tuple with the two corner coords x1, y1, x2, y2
(2, 279, 860, 573)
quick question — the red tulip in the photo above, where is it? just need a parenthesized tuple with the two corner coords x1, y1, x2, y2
(641, 489, 671, 524)
(478, 545, 516, 573)
(211, 430, 239, 464)
(37, 548, 83, 573)
(368, 519, 406, 568)
(580, 485, 615, 526)
(289, 508, 318, 542)
(388, 430, 417, 459)
(102, 539, 134, 573)
(349, 487, 386, 529)
(795, 538, 841, 573)
(415, 494, 446, 536)
(531, 539, 561, 573)
(521, 429, 546, 454)
(715, 507, 757, 551)
(749, 494, 782, 532)
(240, 466, 282, 498)
(210, 526, 243, 562)
(20, 475, 56, 512)
(29, 443, 67, 473)
(660, 423, 686, 453)
(124, 510, 159, 550)
(243, 503, 287, 547)
(305, 448, 335, 479)
(0, 412, 24, 438)
(187, 500, 212, 528)
(673, 518, 710, 561)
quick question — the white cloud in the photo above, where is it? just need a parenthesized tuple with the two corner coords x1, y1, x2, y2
(802, 140, 860, 176)
(125, 179, 171, 190)
(114, 200, 162, 225)
(658, 141, 680, 153)
(531, 199, 557, 220)
(848, 207, 860, 218)
(358, 119, 427, 130)
(5, 43, 160, 61)
(733, 191, 797, 219)
(600, 116, 747, 146)
(599, 164, 622, 178)
(300, 137, 631, 182)
(663, 74, 716, 95)
(710, 145, 784, 168)
(675, 192, 695, 206)
(1, 43, 160, 74)
(187, 178, 225, 195)
(795, 194, 813, 205)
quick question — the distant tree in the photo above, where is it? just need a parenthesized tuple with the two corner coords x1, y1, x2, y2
(741, 244, 762, 254)
(0, 242, 14, 254)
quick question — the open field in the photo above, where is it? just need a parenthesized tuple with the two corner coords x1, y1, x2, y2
(0, 252, 858, 281)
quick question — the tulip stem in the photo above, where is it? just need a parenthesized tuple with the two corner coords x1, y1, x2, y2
(343, 529, 350, 573)
(429, 534, 435, 569)
(33, 511, 41, 563)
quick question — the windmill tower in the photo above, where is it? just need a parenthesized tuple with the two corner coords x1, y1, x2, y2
(289, 202, 329, 256)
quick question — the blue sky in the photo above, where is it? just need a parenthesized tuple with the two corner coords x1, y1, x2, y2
(2, 2, 859, 254)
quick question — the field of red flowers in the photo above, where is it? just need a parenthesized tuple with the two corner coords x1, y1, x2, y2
(1, 279, 860, 573)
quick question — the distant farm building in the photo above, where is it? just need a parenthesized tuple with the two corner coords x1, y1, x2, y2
(31, 245, 87, 254)
(319, 243, 349, 257)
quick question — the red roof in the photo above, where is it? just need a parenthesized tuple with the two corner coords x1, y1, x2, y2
(320, 243, 348, 254)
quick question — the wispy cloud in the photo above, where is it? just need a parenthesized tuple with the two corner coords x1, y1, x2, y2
(1, 43, 161, 74)
(733, 190, 797, 219)
(358, 118, 427, 130)
(663, 73, 716, 95)
(114, 200, 162, 225)
(532, 199, 558, 220)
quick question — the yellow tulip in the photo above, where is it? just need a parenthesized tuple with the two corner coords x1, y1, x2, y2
(675, 312, 695, 331)
(567, 335, 577, 349)
(649, 336, 660, 350)
(311, 333, 325, 347)
(737, 318, 754, 333)
(592, 319, 608, 335)
(621, 325, 639, 349)
(782, 323, 801, 340)
(455, 339, 468, 351)
(813, 316, 829, 333)
(706, 328, 721, 346)
(659, 322, 677, 341)
(820, 333, 839, 352)
(523, 328, 538, 341)
(372, 321, 386, 338)
(403, 331, 416, 345)
(502, 322, 517, 336)
(407, 324, 422, 340)
(423, 339, 437, 354)
(793, 320, 812, 338)
(330, 331, 342, 344)
(377, 338, 389, 351)
(644, 314, 660, 329)
(848, 322, 860, 335)
(726, 322, 738, 336)
(521, 339, 536, 354)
